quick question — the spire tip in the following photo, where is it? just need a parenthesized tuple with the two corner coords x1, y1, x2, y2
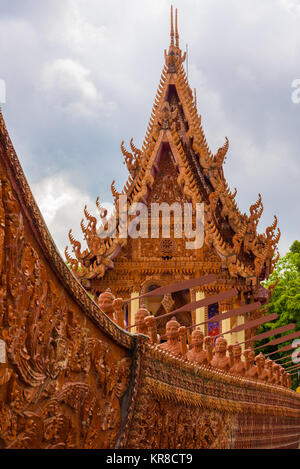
(170, 5, 174, 46)
(175, 8, 179, 48)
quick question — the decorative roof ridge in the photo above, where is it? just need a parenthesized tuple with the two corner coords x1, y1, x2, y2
(118, 11, 241, 227)
(65, 8, 281, 283)
(141, 65, 169, 154)
(205, 212, 256, 280)
(66, 119, 210, 280)
(173, 64, 254, 232)
(119, 65, 170, 199)
(174, 63, 215, 164)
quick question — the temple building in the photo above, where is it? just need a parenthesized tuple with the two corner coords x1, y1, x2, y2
(66, 7, 280, 345)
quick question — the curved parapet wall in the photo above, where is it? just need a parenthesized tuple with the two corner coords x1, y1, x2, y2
(0, 110, 135, 449)
(0, 110, 299, 449)
(120, 344, 300, 449)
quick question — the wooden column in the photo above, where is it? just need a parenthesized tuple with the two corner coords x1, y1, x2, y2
(236, 315, 245, 350)
(220, 300, 231, 344)
(130, 290, 140, 333)
(195, 290, 205, 334)
(230, 315, 245, 349)
(230, 296, 245, 349)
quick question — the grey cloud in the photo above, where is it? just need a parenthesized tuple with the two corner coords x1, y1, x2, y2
(0, 0, 299, 255)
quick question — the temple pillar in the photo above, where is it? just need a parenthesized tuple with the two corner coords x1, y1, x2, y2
(130, 290, 140, 333)
(231, 315, 245, 350)
(236, 315, 245, 351)
(220, 300, 232, 345)
(221, 295, 245, 349)
(195, 290, 205, 334)
(231, 294, 246, 349)
(223, 317, 231, 342)
(190, 288, 196, 326)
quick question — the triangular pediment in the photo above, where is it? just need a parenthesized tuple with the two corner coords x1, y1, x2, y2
(66, 8, 280, 287)
(147, 145, 190, 206)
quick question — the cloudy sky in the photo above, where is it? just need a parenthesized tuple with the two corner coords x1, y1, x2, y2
(0, 0, 299, 256)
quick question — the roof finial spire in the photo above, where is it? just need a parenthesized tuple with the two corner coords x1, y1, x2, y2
(175, 8, 179, 48)
(170, 5, 174, 46)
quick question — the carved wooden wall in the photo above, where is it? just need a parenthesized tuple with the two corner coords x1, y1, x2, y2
(1, 112, 300, 450)
(0, 118, 134, 449)
(119, 345, 300, 449)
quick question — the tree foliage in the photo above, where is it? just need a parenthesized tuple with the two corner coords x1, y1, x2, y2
(255, 241, 300, 389)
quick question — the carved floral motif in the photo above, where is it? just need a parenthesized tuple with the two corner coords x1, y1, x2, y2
(0, 170, 131, 449)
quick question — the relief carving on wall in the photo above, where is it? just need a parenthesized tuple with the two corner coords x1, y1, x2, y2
(125, 390, 232, 449)
(0, 173, 131, 449)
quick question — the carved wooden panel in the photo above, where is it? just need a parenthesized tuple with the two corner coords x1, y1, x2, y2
(119, 344, 300, 449)
(0, 121, 133, 449)
(147, 148, 188, 205)
(125, 391, 232, 449)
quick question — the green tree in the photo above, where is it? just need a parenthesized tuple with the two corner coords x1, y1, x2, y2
(255, 241, 300, 390)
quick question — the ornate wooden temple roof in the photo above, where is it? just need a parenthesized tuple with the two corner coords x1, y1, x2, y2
(66, 6, 280, 295)
(0, 7, 299, 451)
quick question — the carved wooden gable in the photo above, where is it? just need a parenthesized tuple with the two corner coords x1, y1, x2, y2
(147, 146, 188, 205)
